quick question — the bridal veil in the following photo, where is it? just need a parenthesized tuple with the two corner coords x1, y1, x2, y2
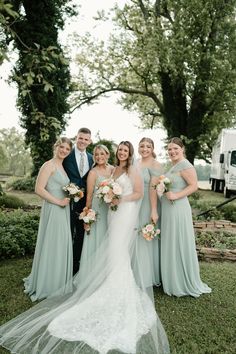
(0, 165, 169, 354)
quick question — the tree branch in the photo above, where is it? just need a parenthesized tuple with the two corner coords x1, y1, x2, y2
(70, 86, 164, 114)
(154, 0, 173, 23)
(137, 0, 149, 21)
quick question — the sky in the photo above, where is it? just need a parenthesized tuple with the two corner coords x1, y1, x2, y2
(0, 0, 167, 160)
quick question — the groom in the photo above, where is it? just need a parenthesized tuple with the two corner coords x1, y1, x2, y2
(63, 127, 93, 275)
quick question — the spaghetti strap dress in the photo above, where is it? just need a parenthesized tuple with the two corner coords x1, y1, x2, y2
(80, 174, 109, 271)
(23, 169, 73, 301)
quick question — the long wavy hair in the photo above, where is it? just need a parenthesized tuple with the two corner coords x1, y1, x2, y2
(115, 141, 134, 173)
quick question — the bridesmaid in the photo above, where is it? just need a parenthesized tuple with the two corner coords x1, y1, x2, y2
(133, 137, 163, 288)
(151, 137, 212, 297)
(79, 144, 114, 270)
(24, 137, 73, 301)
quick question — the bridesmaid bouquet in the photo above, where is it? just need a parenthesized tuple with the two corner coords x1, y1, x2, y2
(95, 178, 122, 211)
(79, 207, 97, 235)
(153, 175, 174, 204)
(62, 182, 84, 202)
(140, 222, 160, 241)
(152, 175, 172, 197)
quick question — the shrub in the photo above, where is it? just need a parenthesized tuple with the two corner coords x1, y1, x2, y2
(87, 139, 116, 165)
(189, 191, 201, 201)
(6, 176, 36, 192)
(0, 210, 40, 259)
(195, 230, 236, 250)
(0, 183, 4, 196)
(0, 194, 26, 209)
(221, 204, 236, 222)
(191, 199, 236, 222)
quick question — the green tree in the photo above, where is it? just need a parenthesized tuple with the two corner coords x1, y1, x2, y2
(0, 0, 19, 64)
(0, 143, 7, 170)
(0, 127, 33, 176)
(70, 0, 236, 163)
(2, 0, 76, 175)
(88, 137, 116, 166)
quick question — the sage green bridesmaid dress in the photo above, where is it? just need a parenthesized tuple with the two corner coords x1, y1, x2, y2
(23, 169, 73, 301)
(151, 167, 163, 286)
(79, 174, 109, 271)
(161, 159, 212, 297)
(132, 167, 162, 288)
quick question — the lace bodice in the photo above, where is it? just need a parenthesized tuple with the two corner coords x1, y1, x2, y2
(115, 173, 133, 196)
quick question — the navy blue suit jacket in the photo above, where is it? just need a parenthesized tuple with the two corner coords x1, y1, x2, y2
(63, 149, 93, 274)
(63, 149, 93, 191)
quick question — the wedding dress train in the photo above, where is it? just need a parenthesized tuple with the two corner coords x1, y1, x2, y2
(0, 172, 169, 354)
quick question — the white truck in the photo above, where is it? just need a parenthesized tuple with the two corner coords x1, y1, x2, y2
(210, 128, 236, 198)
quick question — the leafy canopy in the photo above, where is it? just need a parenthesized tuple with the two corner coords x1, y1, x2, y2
(71, 0, 236, 163)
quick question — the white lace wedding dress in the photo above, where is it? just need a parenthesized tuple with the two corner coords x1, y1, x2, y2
(0, 172, 169, 354)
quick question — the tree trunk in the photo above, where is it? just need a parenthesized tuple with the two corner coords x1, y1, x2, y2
(11, 0, 71, 176)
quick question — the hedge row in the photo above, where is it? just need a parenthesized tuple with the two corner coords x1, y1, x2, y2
(0, 210, 40, 259)
(1, 209, 236, 260)
(6, 176, 36, 192)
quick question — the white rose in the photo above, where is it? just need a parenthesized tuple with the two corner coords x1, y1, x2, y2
(102, 186, 110, 194)
(156, 183, 165, 195)
(83, 216, 90, 223)
(71, 188, 79, 195)
(112, 184, 122, 195)
(87, 211, 96, 220)
(104, 195, 112, 203)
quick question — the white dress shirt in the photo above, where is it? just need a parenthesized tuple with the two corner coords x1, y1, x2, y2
(75, 145, 89, 177)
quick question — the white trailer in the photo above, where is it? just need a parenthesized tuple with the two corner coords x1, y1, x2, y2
(209, 128, 236, 198)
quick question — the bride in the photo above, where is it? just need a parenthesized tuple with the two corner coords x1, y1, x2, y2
(0, 141, 169, 354)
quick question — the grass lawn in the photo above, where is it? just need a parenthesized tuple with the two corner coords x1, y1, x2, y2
(155, 261, 236, 354)
(0, 258, 235, 354)
(1, 189, 235, 353)
(7, 190, 42, 206)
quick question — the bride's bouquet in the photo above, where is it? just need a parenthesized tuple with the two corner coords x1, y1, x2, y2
(140, 222, 160, 241)
(62, 182, 84, 202)
(79, 207, 97, 235)
(152, 175, 172, 197)
(95, 178, 122, 211)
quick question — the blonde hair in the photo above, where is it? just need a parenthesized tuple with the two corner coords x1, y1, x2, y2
(53, 137, 72, 152)
(93, 144, 110, 166)
(138, 137, 156, 158)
